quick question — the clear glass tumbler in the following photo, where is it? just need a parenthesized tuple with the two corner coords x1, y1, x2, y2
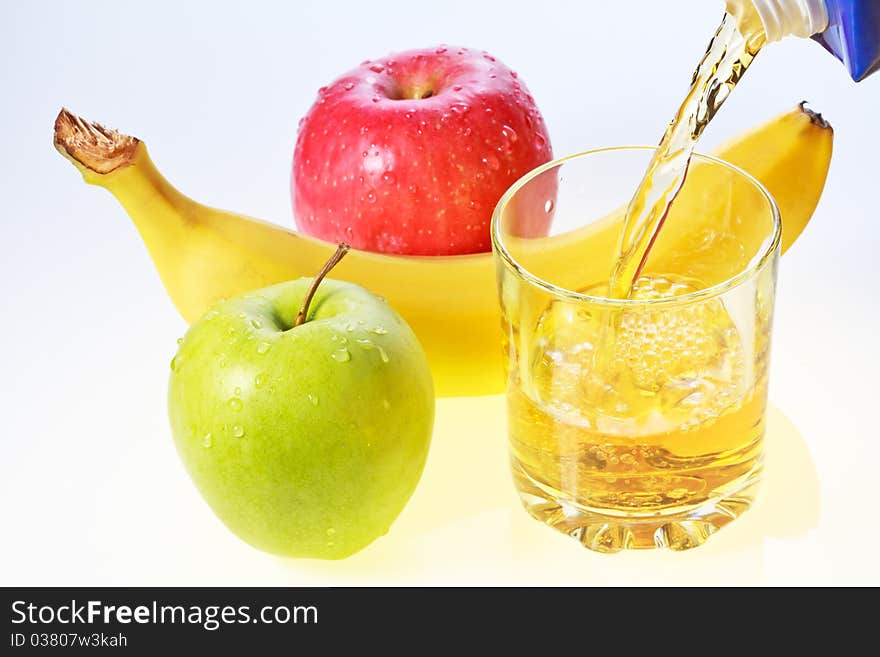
(491, 147, 780, 552)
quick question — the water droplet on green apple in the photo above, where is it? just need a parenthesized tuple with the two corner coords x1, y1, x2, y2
(187, 426, 196, 439)
(371, 326, 388, 335)
(170, 355, 180, 371)
(326, 527, 336, 537)
(234, 387, 242, 396)
(308, 393, 319, 406)
(356, 338, 374, 350)
(256, 342, 271, 355)
(176, 337, 184, 345)
(227, 326, 236, 337)
(205, 310, 219, 321)
(383, 399, 391, 411)
(377, 346, 390, 363)
(218, 353, 229, 368)
(255, 373, 268, 388)
(202, 433, 213, 448)
(232, 425, 245, 438)
(250, 318, 263, 329)
(331, 348, 351, 362)
(228, 398, 243, 412)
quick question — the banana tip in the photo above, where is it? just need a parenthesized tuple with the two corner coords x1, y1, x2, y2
(53, 108, 139, 174)
(799, 101, 832, 130)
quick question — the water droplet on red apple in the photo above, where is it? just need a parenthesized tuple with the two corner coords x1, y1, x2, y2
(452, 84, 463, 92)
(342, 81, 354, 91)
(482, 154, 501, 170)
(482, 52, 496, 62)
(371, 96, 380, 103)
(545, 199, 555, 213)
(366, 191, 377, 203)
(382, 171, 396, 185)
(501, 124, 518, 143)
(368, 63, 385, 74)
(435, 46, 447, 54)
(535, 133, 547, 148)
(450, 103, 469, 114)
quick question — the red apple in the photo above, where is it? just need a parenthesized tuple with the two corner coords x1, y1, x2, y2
(292, 45, 554, 255)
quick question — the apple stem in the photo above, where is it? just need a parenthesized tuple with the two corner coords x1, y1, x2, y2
(293, 243, 350, 327)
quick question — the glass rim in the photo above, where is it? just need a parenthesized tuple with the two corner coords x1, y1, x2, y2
(490, 146, 782, 307)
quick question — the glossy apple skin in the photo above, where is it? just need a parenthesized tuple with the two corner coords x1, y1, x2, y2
(168, 278, 434, 559)
(292, 45, 554, 255)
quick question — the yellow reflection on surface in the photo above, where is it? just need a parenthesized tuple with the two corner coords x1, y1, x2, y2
(292, 397, 818, 585)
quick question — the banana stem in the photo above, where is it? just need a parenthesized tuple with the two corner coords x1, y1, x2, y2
(293, 243, 350, 327)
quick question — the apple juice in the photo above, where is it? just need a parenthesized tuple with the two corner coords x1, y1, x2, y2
(506, 5, 775, 550)
(508, 272, 772, 549)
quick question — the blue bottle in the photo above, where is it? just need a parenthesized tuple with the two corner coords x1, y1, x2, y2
(814, 0, 880, 81)
(733, 0, 880, 81)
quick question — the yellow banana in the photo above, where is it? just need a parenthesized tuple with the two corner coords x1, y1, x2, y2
(54, 104, 832, 397)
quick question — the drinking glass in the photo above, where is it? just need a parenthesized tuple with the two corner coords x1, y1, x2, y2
(491, 147, 780, 552)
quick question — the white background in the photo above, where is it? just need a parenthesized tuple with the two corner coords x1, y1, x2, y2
(2, 0, 878, 585)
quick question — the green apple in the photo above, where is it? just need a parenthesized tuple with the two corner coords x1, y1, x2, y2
(168, 257, 434, 559)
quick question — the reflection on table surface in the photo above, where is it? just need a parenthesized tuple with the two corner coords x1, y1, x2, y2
(292, 396, 819, 585)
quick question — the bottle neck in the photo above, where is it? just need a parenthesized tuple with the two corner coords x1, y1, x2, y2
(735, 0, 829, 42)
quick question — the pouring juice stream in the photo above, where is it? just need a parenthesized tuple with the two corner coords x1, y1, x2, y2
(609, 5, 767, 299)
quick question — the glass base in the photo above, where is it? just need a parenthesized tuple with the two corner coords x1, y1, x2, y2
(512, 461, 762, 553)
